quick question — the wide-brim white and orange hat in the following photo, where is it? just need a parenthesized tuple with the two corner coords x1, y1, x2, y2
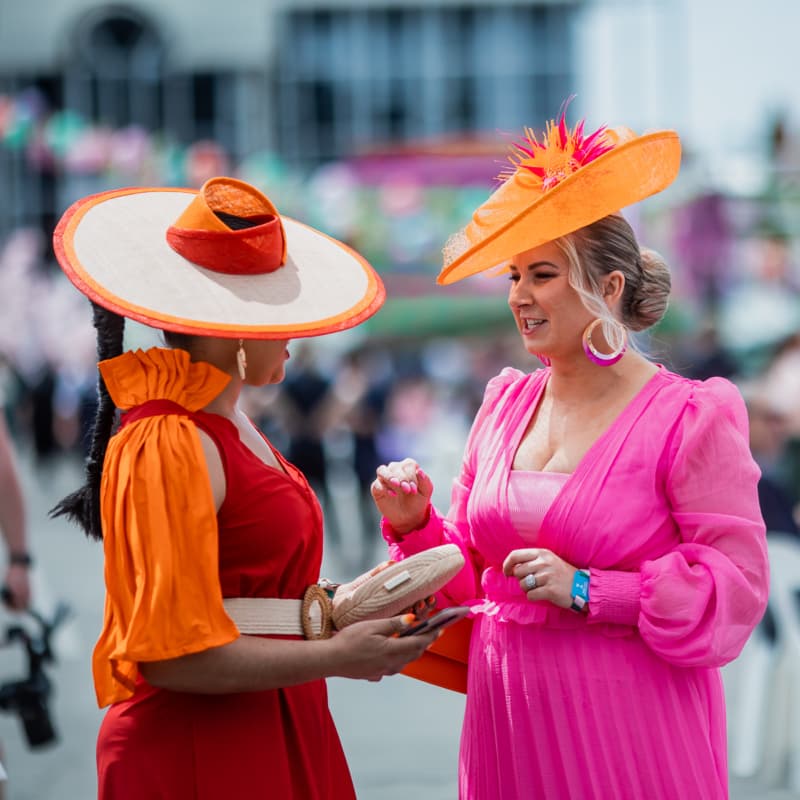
(438, 111, 681, 285)
(53, 177, 385, 338)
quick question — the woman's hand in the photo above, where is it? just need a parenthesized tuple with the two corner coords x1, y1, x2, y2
(371, 458, 433, 535)
(141, 613, 440, 693)
(502, 548, 578, 610)
(327, 614, 440, 682)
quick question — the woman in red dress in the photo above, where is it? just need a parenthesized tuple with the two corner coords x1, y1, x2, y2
(50, 177, 437, 799)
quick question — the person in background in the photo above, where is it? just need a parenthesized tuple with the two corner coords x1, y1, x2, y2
(744, 385, 800, 536)
(319, 345, 393, 569)
(0, 408, 33, 798)
(372, 110, 769, 799)
(277, 342, 342, 548)
(50, 177, 438, 800)
(0, 415, 32, 610)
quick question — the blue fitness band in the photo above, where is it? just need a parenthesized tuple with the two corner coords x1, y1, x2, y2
(570, 569, 590, 613)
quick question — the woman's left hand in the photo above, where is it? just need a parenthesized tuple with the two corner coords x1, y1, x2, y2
(502, 548, 577, 610)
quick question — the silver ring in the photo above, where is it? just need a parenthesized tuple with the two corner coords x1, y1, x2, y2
(523, 573, 537, 591)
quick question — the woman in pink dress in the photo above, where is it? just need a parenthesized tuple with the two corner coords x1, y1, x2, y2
(372, 111, 769, 799)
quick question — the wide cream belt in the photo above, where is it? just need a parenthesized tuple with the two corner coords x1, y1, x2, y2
(223, 544, 466, 641)
(224, 584, 334, 640)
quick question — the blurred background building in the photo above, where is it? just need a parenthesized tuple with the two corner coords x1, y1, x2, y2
(2, 1, 800, 797)
(3, 0, 800, 455)
(1, 0, 798, 232)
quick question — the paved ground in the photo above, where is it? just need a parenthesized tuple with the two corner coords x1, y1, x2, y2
(0, 451, 796, 799)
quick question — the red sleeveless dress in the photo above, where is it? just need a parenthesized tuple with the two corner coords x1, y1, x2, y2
(94, 349, 355, 800)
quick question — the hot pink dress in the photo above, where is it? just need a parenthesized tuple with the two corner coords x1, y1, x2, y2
(384, 366, 769, 799)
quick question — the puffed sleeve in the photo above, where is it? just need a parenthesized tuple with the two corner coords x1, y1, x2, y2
(92, 413, 239, 707)
(590, 378, 769, 668)
(381, 368, 525, 605)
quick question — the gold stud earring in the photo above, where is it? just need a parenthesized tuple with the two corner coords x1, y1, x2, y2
(236, 339, 247, 381)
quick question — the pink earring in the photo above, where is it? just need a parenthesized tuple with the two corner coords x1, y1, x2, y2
(582, 319, 627, 366)
(236, 339, 247, 380)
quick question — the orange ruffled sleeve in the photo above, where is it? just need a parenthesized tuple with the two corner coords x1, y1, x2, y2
(92, 348, 240, 708)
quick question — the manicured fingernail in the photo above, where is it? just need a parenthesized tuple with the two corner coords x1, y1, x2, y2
(388, 490, 397, 497)
(400, 481, 411, 493)
(417, 469, 428, 480)
(389, 478, 401, 487)
(402, 613, 416, 625)
(409, 484, 418, 495)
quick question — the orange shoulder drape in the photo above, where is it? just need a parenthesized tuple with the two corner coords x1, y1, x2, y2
(92, 348, 239, 707)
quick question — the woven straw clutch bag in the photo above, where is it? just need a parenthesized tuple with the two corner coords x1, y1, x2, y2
(331, 544, 465, 629)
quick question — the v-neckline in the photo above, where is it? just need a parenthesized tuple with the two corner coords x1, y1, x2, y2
(202, 410, 293, 481)
(510, 366, 664, 493)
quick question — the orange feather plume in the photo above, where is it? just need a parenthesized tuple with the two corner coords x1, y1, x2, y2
(499, 110, 615, 191)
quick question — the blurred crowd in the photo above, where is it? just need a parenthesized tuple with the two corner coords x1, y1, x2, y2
(2, 148, 800, 567)
(672, 213, 800, 540)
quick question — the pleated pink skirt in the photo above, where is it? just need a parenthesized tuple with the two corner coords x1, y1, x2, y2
(459, 615, 727, 799)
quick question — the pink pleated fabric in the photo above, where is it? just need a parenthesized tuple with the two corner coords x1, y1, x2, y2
(384, 366, 769, 800)
(506, 470, 568, 542)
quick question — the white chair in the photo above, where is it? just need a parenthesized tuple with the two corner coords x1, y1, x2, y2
(724, 610, 777, 778)
(758, 533, 800, 790)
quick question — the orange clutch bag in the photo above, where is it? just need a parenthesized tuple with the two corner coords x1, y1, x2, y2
(400, 616, 472, 693)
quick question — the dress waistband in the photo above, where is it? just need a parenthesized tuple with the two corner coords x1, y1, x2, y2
(224, 585, 333, 640)
(475, 568, 632, 637)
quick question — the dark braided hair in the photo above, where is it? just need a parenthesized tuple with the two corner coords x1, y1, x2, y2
(51, 302, 125, 539)
(51, 211, 258, 538)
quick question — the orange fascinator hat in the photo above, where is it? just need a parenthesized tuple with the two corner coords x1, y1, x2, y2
(53, 177, 385, 338)
(438, 108, 681, 285)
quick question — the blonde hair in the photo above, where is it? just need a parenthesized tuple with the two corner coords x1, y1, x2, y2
(554, 214, 671, 350)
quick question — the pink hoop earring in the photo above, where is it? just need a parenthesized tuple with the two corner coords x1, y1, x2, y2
(582, 319, 627, 366)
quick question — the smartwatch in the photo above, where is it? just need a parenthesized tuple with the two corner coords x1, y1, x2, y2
(570, 568, 590, 613)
